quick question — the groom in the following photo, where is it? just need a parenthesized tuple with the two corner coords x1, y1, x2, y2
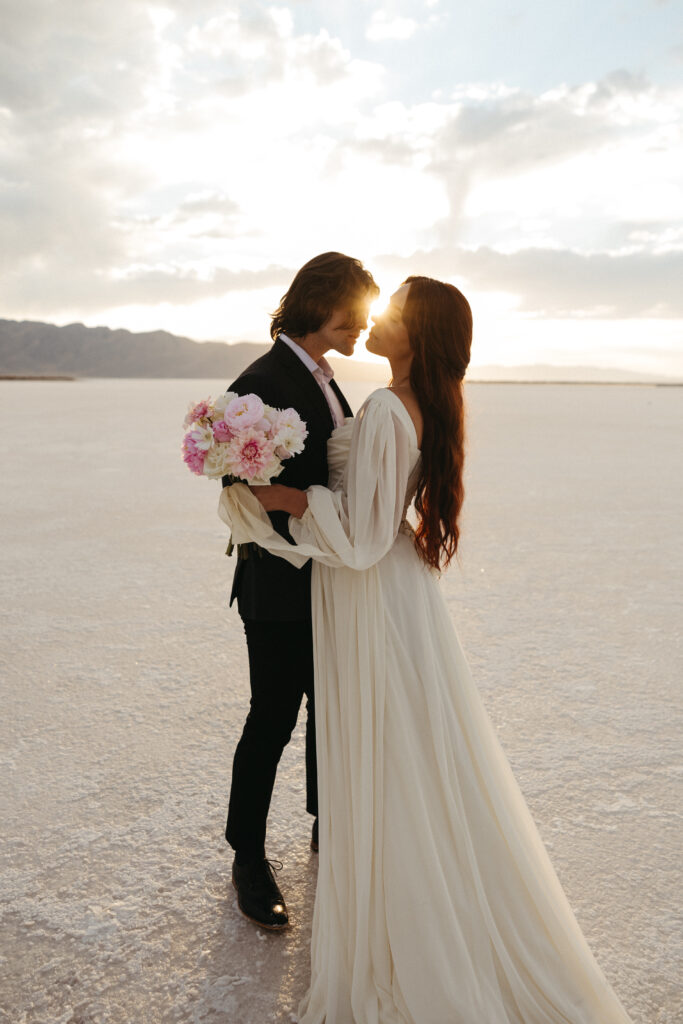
(223, 252, 379, 930)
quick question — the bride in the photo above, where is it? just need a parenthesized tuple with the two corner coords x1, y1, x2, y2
(219, 276, 633, 1023)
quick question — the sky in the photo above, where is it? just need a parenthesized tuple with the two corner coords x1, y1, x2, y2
(1, 0, 682, 374)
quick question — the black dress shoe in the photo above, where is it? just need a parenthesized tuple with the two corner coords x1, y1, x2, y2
(231, 858, 289, 931)
(310, 817, 319, 853)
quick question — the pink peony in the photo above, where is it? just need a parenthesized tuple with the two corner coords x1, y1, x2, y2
(225, 429, 277, 481)
(213, 419, 233, 442)
(183, 398, 211, 428)
(252, 417, 273, 434)
(223, 393, 265, 431)
(182, 433, 206, 475)
(193, 399, 211, 418)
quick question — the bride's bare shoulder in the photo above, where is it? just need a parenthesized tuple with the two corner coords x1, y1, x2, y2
(384, 385, 423, 448)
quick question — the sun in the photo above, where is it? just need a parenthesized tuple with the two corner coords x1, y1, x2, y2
(368, 294, 387, 324)
(367, 273, 400, 327)
(349, 279, 397, 363)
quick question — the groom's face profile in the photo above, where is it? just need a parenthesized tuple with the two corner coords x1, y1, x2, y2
(319, 300, 372, 357)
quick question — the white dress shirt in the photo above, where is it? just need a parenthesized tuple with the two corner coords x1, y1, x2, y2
(279, 333, 345, 429)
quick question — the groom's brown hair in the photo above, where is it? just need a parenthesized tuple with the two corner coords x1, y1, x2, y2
(270, 252, 379, 341)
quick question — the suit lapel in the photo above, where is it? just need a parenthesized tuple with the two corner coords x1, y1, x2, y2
(271, 338, 335, 433)
(329, 377, 353, 419)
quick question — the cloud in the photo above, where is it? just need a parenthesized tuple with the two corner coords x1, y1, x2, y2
(366, 11, 418, 41)
(0, 0, 161, 131)
(184, 6, 373, 93)
(423, 74, 683, 254)
(0, 1, 386, 321)
(0, 0, 681, 354)
(376, 246, 683, 318)
(431, 72, 661, 187)
(0, 260, 294, 314)
(175, 191, 240, 217)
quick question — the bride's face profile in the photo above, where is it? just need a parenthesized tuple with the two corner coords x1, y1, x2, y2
(366, 284, 411, 362)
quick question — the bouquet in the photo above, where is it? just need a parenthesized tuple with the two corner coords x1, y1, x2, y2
(182, 392, 308, 484)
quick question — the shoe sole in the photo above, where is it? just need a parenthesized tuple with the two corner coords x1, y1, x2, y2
(231, 879, 290, 931)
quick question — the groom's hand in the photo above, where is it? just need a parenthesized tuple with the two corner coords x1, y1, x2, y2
(250, 483, 309, 519)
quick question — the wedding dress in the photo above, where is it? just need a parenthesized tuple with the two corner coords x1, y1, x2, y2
(219, 388, 633, 1024)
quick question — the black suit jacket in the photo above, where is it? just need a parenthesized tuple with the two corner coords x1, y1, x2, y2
(224, 338, 353, 621)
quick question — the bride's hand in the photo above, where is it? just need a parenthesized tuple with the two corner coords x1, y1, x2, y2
(250, 483, 309, 518)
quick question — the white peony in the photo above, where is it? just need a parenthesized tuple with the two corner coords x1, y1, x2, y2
(212, 391, 238, 419)
(274, 407, 306, 434)
(261, 404, 279, 428)
(272, 423, 306, 457)
(202, 443, 235, 478)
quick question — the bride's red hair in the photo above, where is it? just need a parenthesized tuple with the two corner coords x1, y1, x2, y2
(402, 276, 472, 570)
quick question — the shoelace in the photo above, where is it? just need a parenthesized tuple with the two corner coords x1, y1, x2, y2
(264, 858, 283, 879)
(240, 857, 284, 894)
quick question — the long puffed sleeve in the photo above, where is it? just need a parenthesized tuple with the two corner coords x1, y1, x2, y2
(218, 389, 418, 572)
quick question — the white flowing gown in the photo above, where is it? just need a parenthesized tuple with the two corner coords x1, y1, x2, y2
(219, 388, 633, 1024)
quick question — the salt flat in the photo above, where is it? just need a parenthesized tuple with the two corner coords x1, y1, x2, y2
(0, 378, 681, 1023)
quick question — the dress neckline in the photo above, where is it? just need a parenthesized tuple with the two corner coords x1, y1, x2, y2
(376, 387, 421, 452)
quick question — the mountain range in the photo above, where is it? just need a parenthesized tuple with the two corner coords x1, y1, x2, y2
(0, 318, 269, 380)
(0, 318, 676, 384)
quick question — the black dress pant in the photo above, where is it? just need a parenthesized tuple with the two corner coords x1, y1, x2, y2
(225, 618, 317, 859)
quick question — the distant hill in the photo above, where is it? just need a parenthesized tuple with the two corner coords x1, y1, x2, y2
(0, 319, 271, 379)
(0, 318, 678, 384)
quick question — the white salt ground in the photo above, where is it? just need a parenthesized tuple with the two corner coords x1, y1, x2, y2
(0, 378, 681, 1024)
